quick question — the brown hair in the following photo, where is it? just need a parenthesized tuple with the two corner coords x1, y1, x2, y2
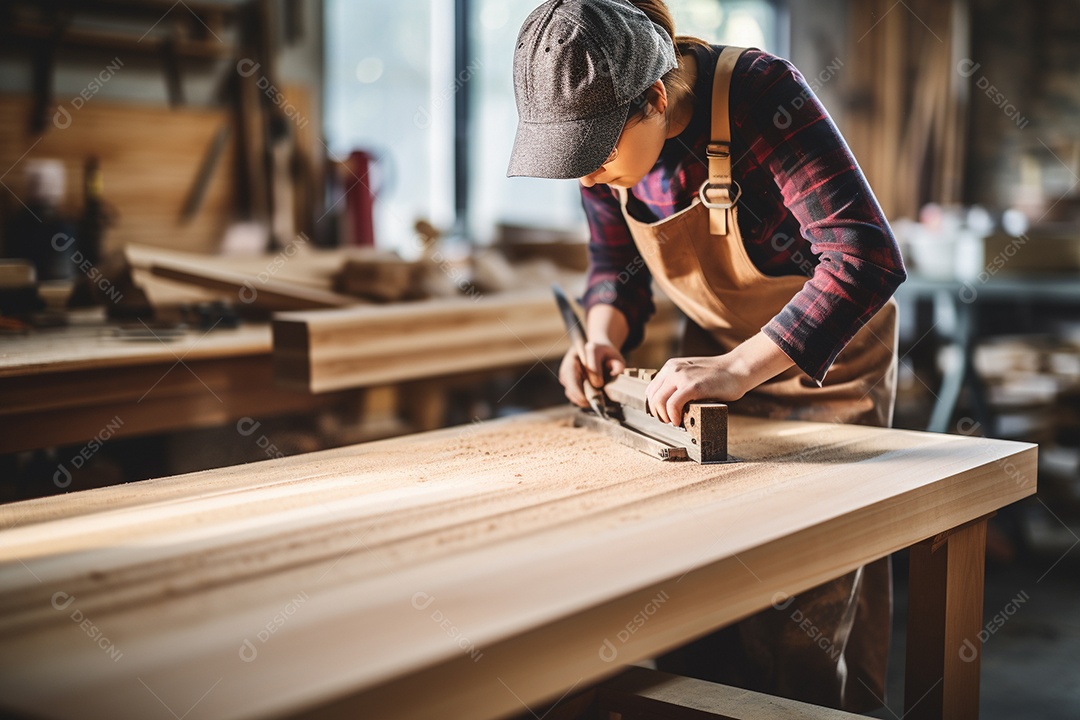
(625, 0, 709, 126)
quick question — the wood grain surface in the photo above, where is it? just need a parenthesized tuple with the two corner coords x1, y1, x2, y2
(272, 290, 682, 393)
(0, 409, 1036, 719)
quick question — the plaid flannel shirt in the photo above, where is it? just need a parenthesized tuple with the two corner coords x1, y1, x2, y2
(581, 44, 906, 383)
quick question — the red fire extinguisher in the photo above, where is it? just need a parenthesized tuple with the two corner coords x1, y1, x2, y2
(346, 150, 378, 247)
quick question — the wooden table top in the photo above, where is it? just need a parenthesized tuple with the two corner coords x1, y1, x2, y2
(0, 409, 1037, 719)
(0, 311, 271, 378)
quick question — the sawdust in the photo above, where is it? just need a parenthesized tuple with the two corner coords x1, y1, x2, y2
(0, 410, 939, 640)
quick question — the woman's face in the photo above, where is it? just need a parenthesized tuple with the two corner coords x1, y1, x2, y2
(579, 82, 669, 189)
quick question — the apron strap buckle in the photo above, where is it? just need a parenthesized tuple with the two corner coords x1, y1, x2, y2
(700, 180, 741, 236)
(705, 142, 731, 159)
(699, 180, 741, 210)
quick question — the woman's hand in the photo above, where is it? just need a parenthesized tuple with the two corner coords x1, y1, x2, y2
(645, 355, 748, 427)
(645, 332, 797, 427)
(559, 341, 626, 408)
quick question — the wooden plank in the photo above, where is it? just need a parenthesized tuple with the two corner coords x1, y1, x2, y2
(271, 291, 682, 393)
(272, 290, 570, 392)
(148, 261, 356, 311)
(126, 244, 385, 292)
(1, 23, 233, 60)
(333, 256, 424, 302)
(0, 312, 270, 378)
(0, 410, 1035, 719)
(0, 350, 336, 454)
(596, 666, 863, 719)
(124, 244, 361, 311)
(0, 313, 340, 452)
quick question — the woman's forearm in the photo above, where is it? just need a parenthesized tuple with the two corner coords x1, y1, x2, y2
(585, 303, 630, 349)
(726, 331, 796, 394)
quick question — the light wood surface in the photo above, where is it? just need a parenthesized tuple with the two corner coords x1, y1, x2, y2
(0, 311, 331, 453)
(273, 290, 570, 392)
(126, 244, 362, 311)
(0, 409, 1036, 719)
(272, 290, 682, 393)
(596, 666, 863, 719)
(0, 310, 270, 378)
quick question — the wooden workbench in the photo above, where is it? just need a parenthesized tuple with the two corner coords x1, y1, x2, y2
(1, 288, 679, 453)
(0, 409, 1036, 720)
(0, 312, 331, 454)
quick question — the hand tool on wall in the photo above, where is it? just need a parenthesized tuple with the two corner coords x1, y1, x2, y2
(29, 13, 67, 135)
(159, 32, 185, 107)
(180, 122, 231, 222)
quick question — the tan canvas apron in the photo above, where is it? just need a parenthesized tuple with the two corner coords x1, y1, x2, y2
(618, 47, 899, 712)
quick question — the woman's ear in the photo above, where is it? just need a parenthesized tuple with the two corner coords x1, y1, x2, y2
(650, 79, 668, 117)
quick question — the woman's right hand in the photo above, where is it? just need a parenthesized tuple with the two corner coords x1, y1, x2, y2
(558, 341, 626, 408)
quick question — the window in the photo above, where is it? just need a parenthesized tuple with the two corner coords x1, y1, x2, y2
(325, 1, 787, 252)
(324, 0, 455, 253)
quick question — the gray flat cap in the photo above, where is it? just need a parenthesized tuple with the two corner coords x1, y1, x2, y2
(507, 0, 678, 179)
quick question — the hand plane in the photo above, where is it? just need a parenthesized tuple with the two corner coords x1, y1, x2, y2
(573, 368, 730, 464)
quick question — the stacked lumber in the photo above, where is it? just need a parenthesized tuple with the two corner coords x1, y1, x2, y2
(332, 256, 425, 302)
(272, 290, 682, 393)
(973, 334, 1080, 440)
(967, 335, 1080, 546)
(133, 251, 358, 312)
(272, 290, 569, 392)
(125, 244, 569, 311)
(0, 312, 341, 455)
(124, 244, 434, 311)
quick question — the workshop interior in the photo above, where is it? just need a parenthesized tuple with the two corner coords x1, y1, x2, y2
(0, 1, 1077, 719)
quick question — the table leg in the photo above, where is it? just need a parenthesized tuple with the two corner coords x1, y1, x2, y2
(904, 516, 989, 720)
(927, 292, 972, 434)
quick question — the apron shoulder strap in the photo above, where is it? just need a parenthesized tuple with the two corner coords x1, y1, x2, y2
(703, 46, 746, 235)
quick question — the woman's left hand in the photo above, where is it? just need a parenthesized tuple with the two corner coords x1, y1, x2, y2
(645, 355, 748, 427)
(646, 333, 797, 427)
